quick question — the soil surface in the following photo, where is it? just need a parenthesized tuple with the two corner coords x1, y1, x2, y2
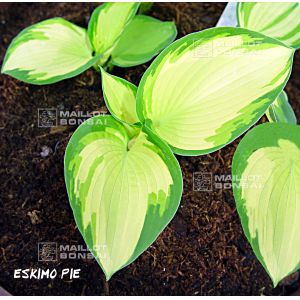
(1, 2, 300, 296)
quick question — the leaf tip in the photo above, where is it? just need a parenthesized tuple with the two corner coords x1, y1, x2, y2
(104, 273, 112, 281)
(271, 277, 280, 289)
(102, 266, 118, 282)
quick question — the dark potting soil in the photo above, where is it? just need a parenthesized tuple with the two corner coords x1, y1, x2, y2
(0, 2, 300, 296)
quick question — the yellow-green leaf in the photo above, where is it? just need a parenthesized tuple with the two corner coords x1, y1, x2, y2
(137, 27, 294, 155)
(64, 115, 182, 280)
(232, 123, 300, 286)
(1, 18, 96, 85)
(101, 69, 139, 124)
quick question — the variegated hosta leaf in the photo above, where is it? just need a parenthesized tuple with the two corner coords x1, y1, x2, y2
(136, 27, 294, 156)
(88, 2, 139, 65)
(1, 18, 96, 85)
(111, 15, 177, 67)
(237, 2, 300, 49)
(101, 69, 139, 124)
(64, 115, 182, 280)
(232, 123, 300, 287)
(266, 91, 297, 124)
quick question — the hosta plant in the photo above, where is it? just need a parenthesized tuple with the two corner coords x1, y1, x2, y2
(1, 2, 177, 84)
(64, 26, 295, 280)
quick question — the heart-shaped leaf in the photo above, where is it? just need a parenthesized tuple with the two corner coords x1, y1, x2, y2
(64, 115, 182, 279)
(237, 2, 300, 49)
(232, 123, 300, 286)
(1, 18, 96, 85)
(136, 27, 294, 155)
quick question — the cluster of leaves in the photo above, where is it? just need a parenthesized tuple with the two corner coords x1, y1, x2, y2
(1, 2, 177, 84)
(3, 2, 300, 287)
(65, 1, 300, 283)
